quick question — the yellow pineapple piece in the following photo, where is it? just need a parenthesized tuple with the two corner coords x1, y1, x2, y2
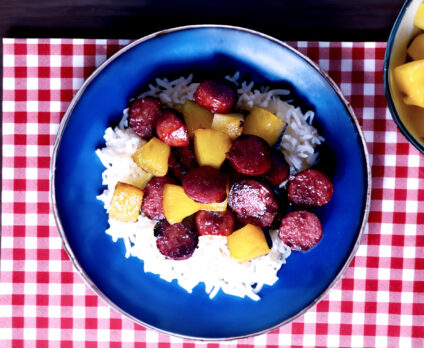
(393, 60, 424, 108)
(242, 107, 286, 146)
(193, 128, 232, 169)
(132, 137, 170, 176)
(182, 100, 213, 137)
(408, 33, 424, 60)
(415, 2, 424, 30)
(199, 196, 228, 212)
(163, 184, 201, 224)
(211, 112, 244, 140)
(109, 182, 144, 222)
(199, 199, 227, 212)
(407, 105, 424, 137)
(227, 224, 270, 263)
(130, 169, 154, 189)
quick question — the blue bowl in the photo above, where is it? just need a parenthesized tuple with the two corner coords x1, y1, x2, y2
(51, 25, 370, 340)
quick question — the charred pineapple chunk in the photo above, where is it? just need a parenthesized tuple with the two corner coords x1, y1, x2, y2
(109, 182, 144, 222)
(132, 137, 170, 176)
(243, 107, 286, 146)
(211, 112, 244, 140)
(162, 184, 228, 224)
(182, 100, 213, 137)
(227, 224, 270, 263)
(415, 2, 424, 30)
(193, 128, 232, 169)
(133, 170, 154, 190)
(163, 184, 200, 224)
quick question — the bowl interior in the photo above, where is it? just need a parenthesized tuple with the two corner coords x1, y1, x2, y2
(52, 26, 369, 339)
(385, 0, 424, 152)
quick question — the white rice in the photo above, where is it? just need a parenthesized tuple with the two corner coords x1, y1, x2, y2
(96, 73, 324, 300)
(95, 125, 147, 211)
(104, 215, 290, 301)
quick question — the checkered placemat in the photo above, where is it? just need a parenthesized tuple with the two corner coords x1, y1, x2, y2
(1, 39, 423, 347)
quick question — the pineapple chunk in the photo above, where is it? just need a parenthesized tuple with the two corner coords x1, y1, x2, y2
(109, 182, 144, 222)
(193, 128, 232, 168)
(132, 137, 170, 176)
(163, 184, 201, 224)
(408, 106, 424, 137)
(408, 33, 424, 60)
(182, 100, 213, 137)
(199, 196, 228, 212)
(199, 199, 227, 212)
(243, 107, 286, 146)
(211, 113, 244, 140)
(415, 2, 424, 30)
(393, 60, 424, 108)
(162, 183, 228, 224)
(133, 170, 154, 189)
(227, 224, 270, 263)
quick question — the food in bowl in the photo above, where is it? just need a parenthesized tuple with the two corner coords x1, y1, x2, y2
(393, 3, 424, 109)
(388, 0, 424, 146)
(95, 72, 333, 300)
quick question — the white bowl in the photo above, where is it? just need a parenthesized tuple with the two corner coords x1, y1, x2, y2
(384, 0, 424, 154)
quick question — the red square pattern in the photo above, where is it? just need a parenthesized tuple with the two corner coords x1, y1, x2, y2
(1, 39, 423, 346)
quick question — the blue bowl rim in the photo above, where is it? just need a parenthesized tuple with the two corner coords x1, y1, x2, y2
(50, 24, 371, 341)
(383, 0, 424, 155)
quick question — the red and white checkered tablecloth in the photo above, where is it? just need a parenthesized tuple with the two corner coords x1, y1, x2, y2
(1, 38, 423, 347)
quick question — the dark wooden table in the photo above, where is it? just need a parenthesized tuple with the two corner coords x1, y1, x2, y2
(0, 0, 404, 42)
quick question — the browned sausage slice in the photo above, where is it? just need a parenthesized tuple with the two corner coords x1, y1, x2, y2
(168, 144, 198, 181)
(129, 97, 162, 139)
(155, 109, 189, 147)
(175, 145, 197, 170)
(154, 220, 198, 260)
(288, 169, 334, 207)
(278, 210, 322, 251)
(194, 80, 237, 113)
(182, 166, 228, 203)
(194, 210, 235, 236)
(141, 176, 176, 220)
(265, 152, 290, 186)
(228, 179, 278, 228)
(226, 135, 271, 176)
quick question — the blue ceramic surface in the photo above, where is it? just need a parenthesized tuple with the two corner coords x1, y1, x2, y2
(52, 26, 370, 340)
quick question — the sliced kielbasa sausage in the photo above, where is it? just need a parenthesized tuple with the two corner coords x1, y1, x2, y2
(182, 166, 228, 203)
(141, 176, 176, 220)
(128, 97, 162, 139)
(154, 219, 198, 260)
(194, 80, 237, 113)
(155, 109, 189, 147)
(194, 210, 235, 236)
(288, 169, 334, 207)
(278, 210, 322, 251)
(228, 179, 278, 228)
(168, 145, 198, 181)
(226, 135, 271, 176)
(265, 152, 290, 186)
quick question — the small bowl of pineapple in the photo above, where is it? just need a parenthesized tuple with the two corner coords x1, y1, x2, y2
(384, 0, 424, 154)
